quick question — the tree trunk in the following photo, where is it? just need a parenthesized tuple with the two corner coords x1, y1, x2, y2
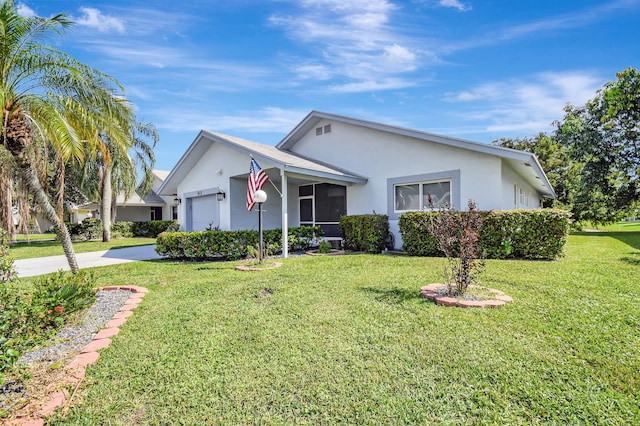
(101, 166, 112, 242)
(0, 175, 15, 242)
(19, 162, 79, 273)
(56, 158, 65, 223)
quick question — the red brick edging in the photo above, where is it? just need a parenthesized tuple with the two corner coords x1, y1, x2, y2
(420, 283, 513, 308)
(13, 286, 148, 426)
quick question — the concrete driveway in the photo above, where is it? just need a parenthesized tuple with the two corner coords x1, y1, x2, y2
(14, 244, 162, 278)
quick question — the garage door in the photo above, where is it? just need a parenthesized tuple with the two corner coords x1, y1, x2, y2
(188, 195, 219, 231)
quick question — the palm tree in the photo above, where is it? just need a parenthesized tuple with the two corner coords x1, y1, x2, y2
(0, 0, 134, 273)
(81, 121, 158, 242)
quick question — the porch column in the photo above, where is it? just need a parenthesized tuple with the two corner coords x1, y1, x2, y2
(281, 169, 288, 258)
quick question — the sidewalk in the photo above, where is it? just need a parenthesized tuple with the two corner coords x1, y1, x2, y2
(14, 245, 162, 277)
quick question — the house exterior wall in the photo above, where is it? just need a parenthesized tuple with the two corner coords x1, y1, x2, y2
(175, 140, 285, 231)
(115, 206, 152, 222)
(287, 119, 504, 247)
(501, 162, 542, 209)
(151, 174, 175, 221)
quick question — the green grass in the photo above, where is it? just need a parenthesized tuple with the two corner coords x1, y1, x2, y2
(8, 237, 157, 260)
(14, 233, 55, 242)
(581, 220, 640, 232)
(24, 232, 638, 424)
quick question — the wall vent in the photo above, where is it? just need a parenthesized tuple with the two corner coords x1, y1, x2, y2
(323, 124, 332, 134)
(316, 127, 323, 136)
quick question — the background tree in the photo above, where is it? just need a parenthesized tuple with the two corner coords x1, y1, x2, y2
(493, 133, 580, 208)
(80, 121, 158, 242)
(555, 67, 640, 225)
(0, 0, 134, 272)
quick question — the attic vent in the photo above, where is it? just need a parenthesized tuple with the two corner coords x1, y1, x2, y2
(316, 127, 323, 136)
(323, 124, 332, 134)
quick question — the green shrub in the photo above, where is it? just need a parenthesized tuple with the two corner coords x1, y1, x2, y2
(399, 209, 571, 260)
(318, 240, 333, 254)
(111, 221, 134, 238)
(0, 227, 15, 282)
(155, 226, 320, 260)
(131, 220, 178, 238)
(288, 225, 323, 251)
(64, 218, 102, 241)
(339, 214, 389, 253)
(0, 270, 96, 374)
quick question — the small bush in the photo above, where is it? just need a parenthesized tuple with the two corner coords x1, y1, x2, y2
(318, 240, 333, 254)
(0, 227, 15, 282)
(339, 214, 389, 253)
(424, 199, 485, 296)
(64, 218, 102, 241)
(0, 270, 96, 373)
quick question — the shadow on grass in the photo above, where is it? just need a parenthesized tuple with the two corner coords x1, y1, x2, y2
(620, 254, 640, 266)
(361, 286, 420, 305)
(572, 231, 640, 252)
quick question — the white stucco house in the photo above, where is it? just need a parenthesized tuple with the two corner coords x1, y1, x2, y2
(79, 170, 176, 223)
(158, 111, 555, 256)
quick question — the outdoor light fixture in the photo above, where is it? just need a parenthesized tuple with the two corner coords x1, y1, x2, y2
(253, 190, 268, 263)
(174, 196, 181, 204)
(216, 189, 226, 201)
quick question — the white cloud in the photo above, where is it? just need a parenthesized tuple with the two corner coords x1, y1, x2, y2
(154, 107, 309, 134)
(443, 71, 603, 134)
(270, 0, 427, 92)
(16, 3, 36, 17)
(438, 0, 472, 12)
(75, 7, 125, 34)
(329, 77, 418, 93)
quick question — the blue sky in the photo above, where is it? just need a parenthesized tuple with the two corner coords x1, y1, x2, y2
(18, 0, 640, 171)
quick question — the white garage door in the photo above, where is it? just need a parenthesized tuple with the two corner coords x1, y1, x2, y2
(188, 195, 219, 231)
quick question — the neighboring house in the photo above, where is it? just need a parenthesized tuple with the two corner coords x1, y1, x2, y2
(78, 170, 175, 223)
(158, 111, 555, 255)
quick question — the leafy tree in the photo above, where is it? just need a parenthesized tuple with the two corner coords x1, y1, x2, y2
(0, 0, 134, 272)
(555, 67, 640, 225)
(493, 133, 580, 208)
(80, 121, 158, 242)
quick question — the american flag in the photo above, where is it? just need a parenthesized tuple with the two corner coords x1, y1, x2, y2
(246, 157, 269, 211)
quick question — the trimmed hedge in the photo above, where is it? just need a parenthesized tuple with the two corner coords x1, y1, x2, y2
(399, 209, 571, 260)
(130, 220, 178, 238)
(155, 226, 321, 260)
(339, 214, 389, 253)
(65, 219, 178, 240)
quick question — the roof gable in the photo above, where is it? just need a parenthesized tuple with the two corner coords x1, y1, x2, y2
(158, 130, 367, 196)
(277, 111, 555, 198)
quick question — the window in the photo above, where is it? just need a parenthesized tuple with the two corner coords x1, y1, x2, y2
(298, 183, 346, 237)
(150, 207, 163, 220)
(394, 180, 451, 212)
(171, 205, 178, 220)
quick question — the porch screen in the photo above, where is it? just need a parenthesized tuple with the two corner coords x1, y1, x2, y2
(298, 183, 346, 237)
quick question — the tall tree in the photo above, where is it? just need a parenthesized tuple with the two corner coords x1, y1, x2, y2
(80, 121, 158, 242)
(0, 0, 133, 272)
(555, 67, 640, 224)
(492, 133, 580, 208)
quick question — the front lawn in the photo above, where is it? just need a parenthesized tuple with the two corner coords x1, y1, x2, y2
(8, 237, 157, 260)
(582, 220, 640, 232)
(31, 233, 640, 423)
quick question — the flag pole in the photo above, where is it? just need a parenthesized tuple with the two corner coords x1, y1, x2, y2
(250, 154, 283, 197)
(268, 179, 283, 197)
